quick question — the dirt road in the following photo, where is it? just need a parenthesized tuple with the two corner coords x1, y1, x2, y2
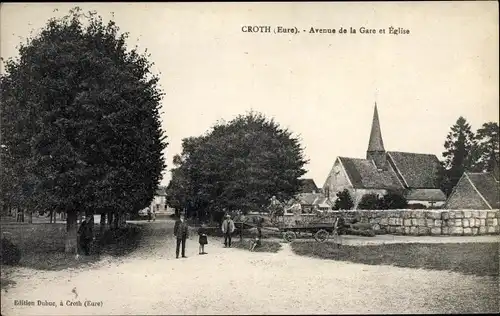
(1, 219, 498, 315)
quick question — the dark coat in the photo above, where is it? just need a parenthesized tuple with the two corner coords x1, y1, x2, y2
(78, 221, 93, 240)
(198, 227, 208, 245)
(174, 220, 189, 239)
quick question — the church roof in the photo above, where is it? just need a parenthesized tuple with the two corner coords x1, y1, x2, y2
(387, 151, 441, 188)
(299, 178, 319, 193)
(405, 188, 447, 202)
(465, 172, 500, 209)
(367, 103, 385, 152)
(339, 157, 403, 190)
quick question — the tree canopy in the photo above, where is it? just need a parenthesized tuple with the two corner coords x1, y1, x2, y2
(0, 8, 167, 221)
(166, 112, 307, 218)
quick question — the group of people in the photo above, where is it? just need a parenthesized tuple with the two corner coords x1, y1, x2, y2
(173, 214, 236, 259)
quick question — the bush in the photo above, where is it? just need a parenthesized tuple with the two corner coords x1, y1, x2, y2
(379, 191, 408, 209)
(333, 189, 354, 210)
(358, 193, 380, 210)
(0, 237, 21, 265)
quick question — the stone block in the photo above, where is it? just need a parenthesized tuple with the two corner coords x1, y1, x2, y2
(487, 211, 496, 219)
(442, 227, 449, 235)
(388, 218, 397, 226)
(463, 211, 472, 218)
(395, 218, 403, 226)
(487, 218, 498, 226)
(373, 224, 381, 231)
(401, 211, 412, 219)
(454, 211, 464, 219)
(395, 227, 404, 235)
(404, 219, 412, 227)
(450, 226, 463, 235)
(369, 218, 378, 224)
(480, 219, 486, 226)
(487, 226, 496, 234)
(441, 212, 450, 220)
(379, 218, 388, 226)
(411, 219, 418, 226)
(388, 226, 397, 233)
(454, 219, 463, 227)
(434, 219, 443, 227)
(479, 226, 487, 234)
(471, 210, 479, 218)
(479, 211, 487, 219)
(413, 211, 425, 219)
(462, 219, 469, 228)
(463, 227, 472, 235)
(418, 227, 430, 236)
(404, 227, 411, 235)
(426, 219, 435, 227)
(472, 228, 479, 235)
(426, 211, 442, 219)
(472, 218, 479, 227)
(410, 227, 418, 235)
(417, 218, 426, 227)
(430, 227, 442, 235)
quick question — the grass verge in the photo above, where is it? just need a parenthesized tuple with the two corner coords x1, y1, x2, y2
(1, 224, 143, 272)
(291, 241, 499, 277)
(231, 240, 282, 253)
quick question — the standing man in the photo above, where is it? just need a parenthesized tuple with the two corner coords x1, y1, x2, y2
(78, 215, 94, 256)
(173, 214, 189, 258)
(221, 214, 235, 248)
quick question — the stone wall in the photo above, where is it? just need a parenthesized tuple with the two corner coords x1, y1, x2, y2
(282, 209, 500, 236)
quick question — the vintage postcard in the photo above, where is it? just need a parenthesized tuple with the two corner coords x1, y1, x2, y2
(1, 2, 498, 315)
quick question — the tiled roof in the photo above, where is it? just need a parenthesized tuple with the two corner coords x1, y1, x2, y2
(155, 187, 167, 196)
(299, 178, 319, 193)
(466, 172, 500, 209)
(296, 193, 332, 206)
(405, 188, 447, 202)
(387, 151, 441, 188)
(339, 157, 403, 190)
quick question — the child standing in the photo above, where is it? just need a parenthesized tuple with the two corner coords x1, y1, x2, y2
(198, 223, 208, 255)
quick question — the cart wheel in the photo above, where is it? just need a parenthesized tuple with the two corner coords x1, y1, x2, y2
(283, 231, 296, 243)
(314, 229, 329, 243)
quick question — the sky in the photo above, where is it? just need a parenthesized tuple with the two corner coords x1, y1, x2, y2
(1, 2, 498, 188)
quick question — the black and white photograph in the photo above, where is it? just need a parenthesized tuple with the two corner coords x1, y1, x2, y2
(1, 2, 499, 315)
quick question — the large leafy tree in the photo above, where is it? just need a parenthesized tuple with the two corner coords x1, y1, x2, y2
(440, 117, 476, 196)
(474, 122, 499, 172)
(0, 8, 167, 252)
(167, 112, 308, 218)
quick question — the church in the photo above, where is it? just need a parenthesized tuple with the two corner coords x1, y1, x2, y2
(323, 104, 447, 209)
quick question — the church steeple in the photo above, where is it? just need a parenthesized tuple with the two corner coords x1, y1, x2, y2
(367, 103, 387, 170)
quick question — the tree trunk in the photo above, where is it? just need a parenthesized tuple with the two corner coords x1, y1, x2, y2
(28, 210, 33, 224)
(108, 212, 114, 228)
(100, 212, 106, 234)
(65, 211, 78, 254)
(113, 213, 119, 230)
(49, 210, 53, 224)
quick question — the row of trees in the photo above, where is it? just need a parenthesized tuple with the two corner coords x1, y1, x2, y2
(0, 8, 167, 252)
(439, 117, 499, 196)
(333, 189, 408, 210)
(166, 112, 308, 222)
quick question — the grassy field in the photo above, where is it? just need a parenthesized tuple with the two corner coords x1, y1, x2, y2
(291, 242, 499, 277)
(232, 240, 282, 253)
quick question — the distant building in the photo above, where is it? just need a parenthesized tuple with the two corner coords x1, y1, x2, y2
(444, 172, 500, 210)
(149, 186, 174, 215)
(299, 178, 320, 193)
(323, 104, 447, 209)
(285, 192, 333, 214)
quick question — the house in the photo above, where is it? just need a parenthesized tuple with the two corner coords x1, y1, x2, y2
(299, 178, 320, 193)
(285, 192, 333, 214)
(323, 104, 447, 209)
(149, 186, 174, 215)
(444, 172, 500, 210)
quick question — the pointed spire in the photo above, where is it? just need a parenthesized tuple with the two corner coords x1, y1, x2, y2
(367, 102, 385, 152)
